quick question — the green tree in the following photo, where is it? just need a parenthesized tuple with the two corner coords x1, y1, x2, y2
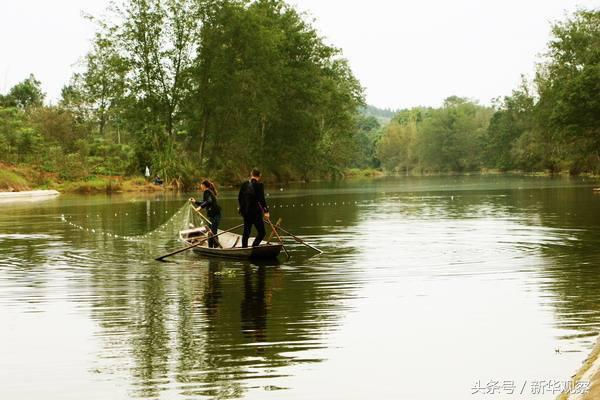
(351, 115, 381, 168)
(416, 97, 492, 172)
(85, 0, 205, 180)
(188, 0, 363, 180)
(486, 81, 535, 170)
(28, 106, 86, 153)
(376, 119, 417, 173)
(535, 9, 600, 173)
(77, 35, 129, 139)
(56, 0, 364, 184)
(0, 107, 39, 163)
(3, 74, 45, 109)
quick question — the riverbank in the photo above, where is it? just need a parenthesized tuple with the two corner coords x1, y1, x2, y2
(0, 166, 32, 191)
(0, 162, 166, 194)
(0, 162, 385, 193)
(54, 177, 166, 194)
(2, 161, 598, 195)
(561, 335, 600, 400)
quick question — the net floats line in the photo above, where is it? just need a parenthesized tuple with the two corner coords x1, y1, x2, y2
(58, 199, 377, 241)
(269, 200, 360, 208)
(59, 204, 195, 242)
(80, 209, 180, 218)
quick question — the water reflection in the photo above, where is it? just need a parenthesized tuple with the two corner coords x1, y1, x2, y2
(1, 176, 599, 399)
(69, 205, 358, 399)
(241, 266, 268, 343)
(521, 188, 600, 343)
(133, 264, 170, 398)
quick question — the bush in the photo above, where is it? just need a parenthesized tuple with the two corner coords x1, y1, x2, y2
(57, 153, 89, 181)
(0, 167, 30, 191)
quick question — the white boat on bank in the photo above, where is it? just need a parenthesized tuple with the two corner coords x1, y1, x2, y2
(0, 190, 60, 203)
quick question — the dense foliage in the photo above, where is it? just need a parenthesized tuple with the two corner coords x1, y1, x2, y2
(377, 9, 600, 175)
(376, 99, 493, 173)
(0, 7, 597, 189)
(0, 0, 365, 186)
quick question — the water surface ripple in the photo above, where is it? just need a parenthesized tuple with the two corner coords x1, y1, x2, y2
(1, 176, 599, 399)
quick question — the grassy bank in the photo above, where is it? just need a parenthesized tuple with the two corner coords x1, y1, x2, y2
(0, 163, 165, 194)
(3, 162, 597, 195)
(0, 168, 30, 191)
(54, 177, 165, 194)
(378, 168, 600, 179)
(343, 168, 385, 179)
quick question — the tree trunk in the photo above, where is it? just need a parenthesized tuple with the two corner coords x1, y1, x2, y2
(99, 110, 106, 137)
(260, 116, 267, 153)
(199, 112, 208, 166)
(166, 108, 174, 137)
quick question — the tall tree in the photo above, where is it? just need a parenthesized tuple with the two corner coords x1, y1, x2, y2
(75, 34, 129, 139)
(416, 97, 492, 172)
(485, 80, 535, 170)
(377, 119, 417, 173)
(117, 0, 202, 137)
(189, 0, 363, 179)
(535, 9, 600, 173)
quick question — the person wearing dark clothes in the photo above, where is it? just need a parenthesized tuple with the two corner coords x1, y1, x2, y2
(190, 180, 222, 248)
(238, 168, 270, 248)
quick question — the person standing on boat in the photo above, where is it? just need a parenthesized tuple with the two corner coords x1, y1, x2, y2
(190, 180, 222, 248)
(238, 168, 270, 248)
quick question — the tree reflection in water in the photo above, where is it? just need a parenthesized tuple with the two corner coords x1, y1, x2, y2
(6, 177, 599, 399)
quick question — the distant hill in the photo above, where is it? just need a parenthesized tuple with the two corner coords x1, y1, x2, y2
(361, 105, 397, 124)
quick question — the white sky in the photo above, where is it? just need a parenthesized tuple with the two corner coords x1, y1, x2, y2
(1, 0, 598, 109)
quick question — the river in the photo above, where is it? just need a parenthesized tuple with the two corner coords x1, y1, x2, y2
(1, 175, 599, 399)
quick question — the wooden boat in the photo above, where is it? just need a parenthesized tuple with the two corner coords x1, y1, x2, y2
(179, 227, 282, 260)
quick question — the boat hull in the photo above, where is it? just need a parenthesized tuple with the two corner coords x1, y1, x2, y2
(191, 244, 282, 260)
(180, 227, 282, 260)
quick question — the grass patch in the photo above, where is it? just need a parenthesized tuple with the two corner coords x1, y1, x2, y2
(53, 176, 165, 193)
(121, 177, 164, 192)
(0, 166, 31, 191)
(1, 161, 167, 193)
(344, 168, 385, 178)
(56, 178, 121, 194)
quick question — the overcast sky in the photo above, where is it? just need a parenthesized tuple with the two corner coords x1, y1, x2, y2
(1, 0, 597, 109)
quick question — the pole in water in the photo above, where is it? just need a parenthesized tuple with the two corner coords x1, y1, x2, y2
(270, 223, 323, 254)
(258, 203, 290, 259)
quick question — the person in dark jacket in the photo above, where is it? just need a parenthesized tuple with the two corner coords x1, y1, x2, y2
(190, 180, 222, 248)
(238, 168, 270, 248)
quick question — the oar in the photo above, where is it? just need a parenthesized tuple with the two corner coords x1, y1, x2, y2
(265, 216, 290, 259)
(190, 204, 222, 248)
(267, 218, 282, 243)
(259, 204, 290, 259)
(155, 223, 244, 261)
(268, 223, 323, 254)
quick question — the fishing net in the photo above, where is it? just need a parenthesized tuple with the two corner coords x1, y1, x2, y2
(182, 203, 209, 231)
(61, 202, 208, 243)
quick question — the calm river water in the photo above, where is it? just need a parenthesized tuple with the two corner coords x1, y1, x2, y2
(1, 175, 600, 399)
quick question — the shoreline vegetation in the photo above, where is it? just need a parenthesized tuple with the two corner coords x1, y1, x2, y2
(0, 4, 597, 195)
(1, 162, 597, 195)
